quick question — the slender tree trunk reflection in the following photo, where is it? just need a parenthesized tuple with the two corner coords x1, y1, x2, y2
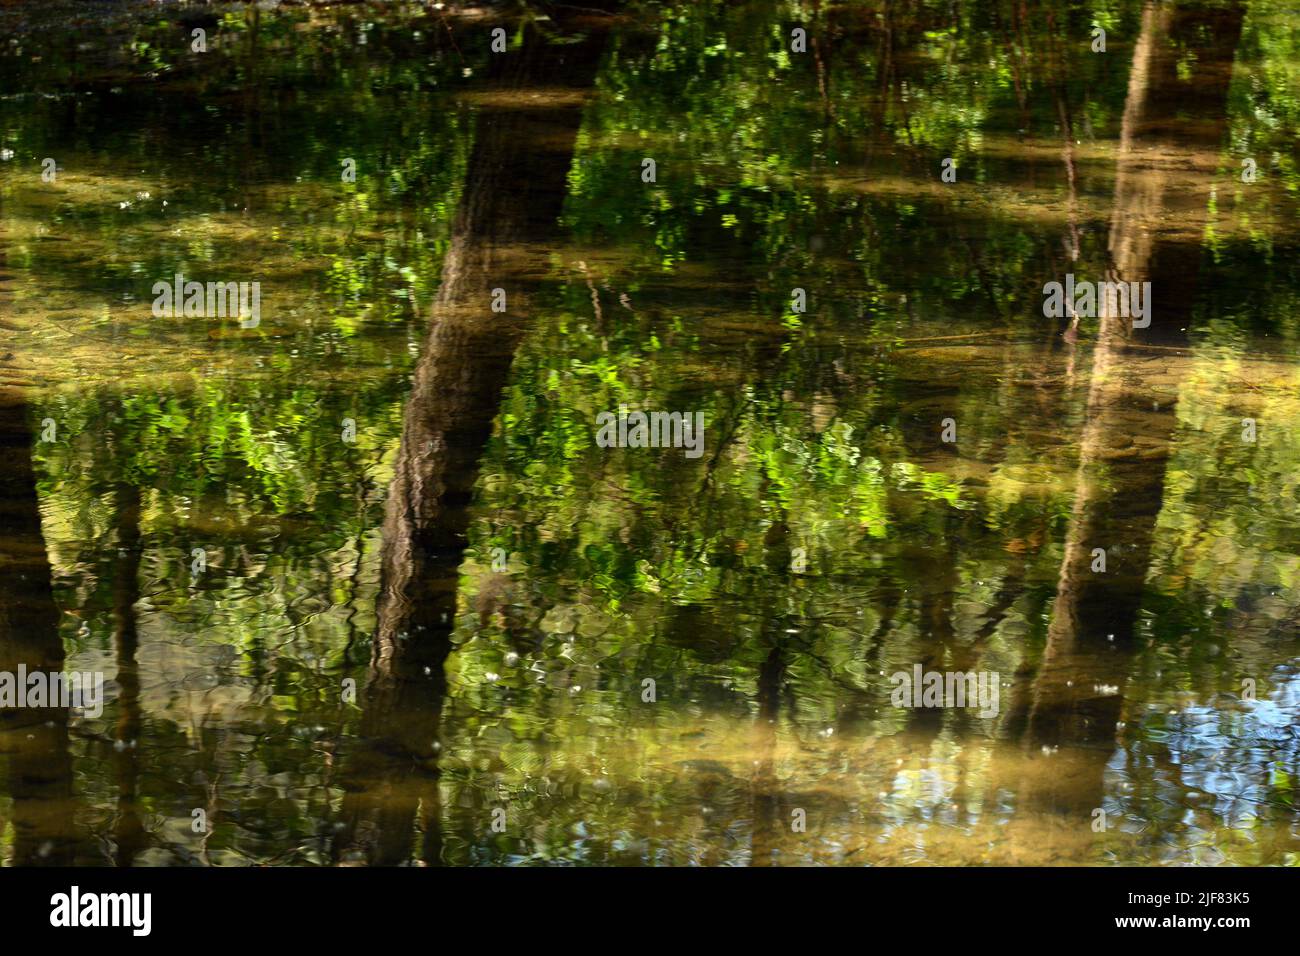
(110, 473, 147, 866)
(1017, 0, 1245, 831)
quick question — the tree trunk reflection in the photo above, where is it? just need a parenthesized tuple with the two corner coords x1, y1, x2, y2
(334, 11, 615, 865)
(1018, 0, 1245, 829)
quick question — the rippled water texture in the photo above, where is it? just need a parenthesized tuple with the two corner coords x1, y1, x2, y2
(1, 0, 1299, 866)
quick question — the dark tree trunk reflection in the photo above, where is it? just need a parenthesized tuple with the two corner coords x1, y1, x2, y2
(109, 474, 147, 867)
(0, 393, 81, 864)
(333, 10, 616, 866)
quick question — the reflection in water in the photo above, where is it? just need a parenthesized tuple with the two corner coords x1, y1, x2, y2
(1015, 1, 1247, 833)
(334, 9, 614, 867)
(2, 0, 1299, 866)
(0, 394, 80, 864)
(108, 458, 147, 867)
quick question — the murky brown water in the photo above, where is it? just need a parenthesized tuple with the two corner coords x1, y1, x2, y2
(1, 0, 1299, 866)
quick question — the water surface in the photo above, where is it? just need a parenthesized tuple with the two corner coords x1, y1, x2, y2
(1, 0, 1300, 866)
